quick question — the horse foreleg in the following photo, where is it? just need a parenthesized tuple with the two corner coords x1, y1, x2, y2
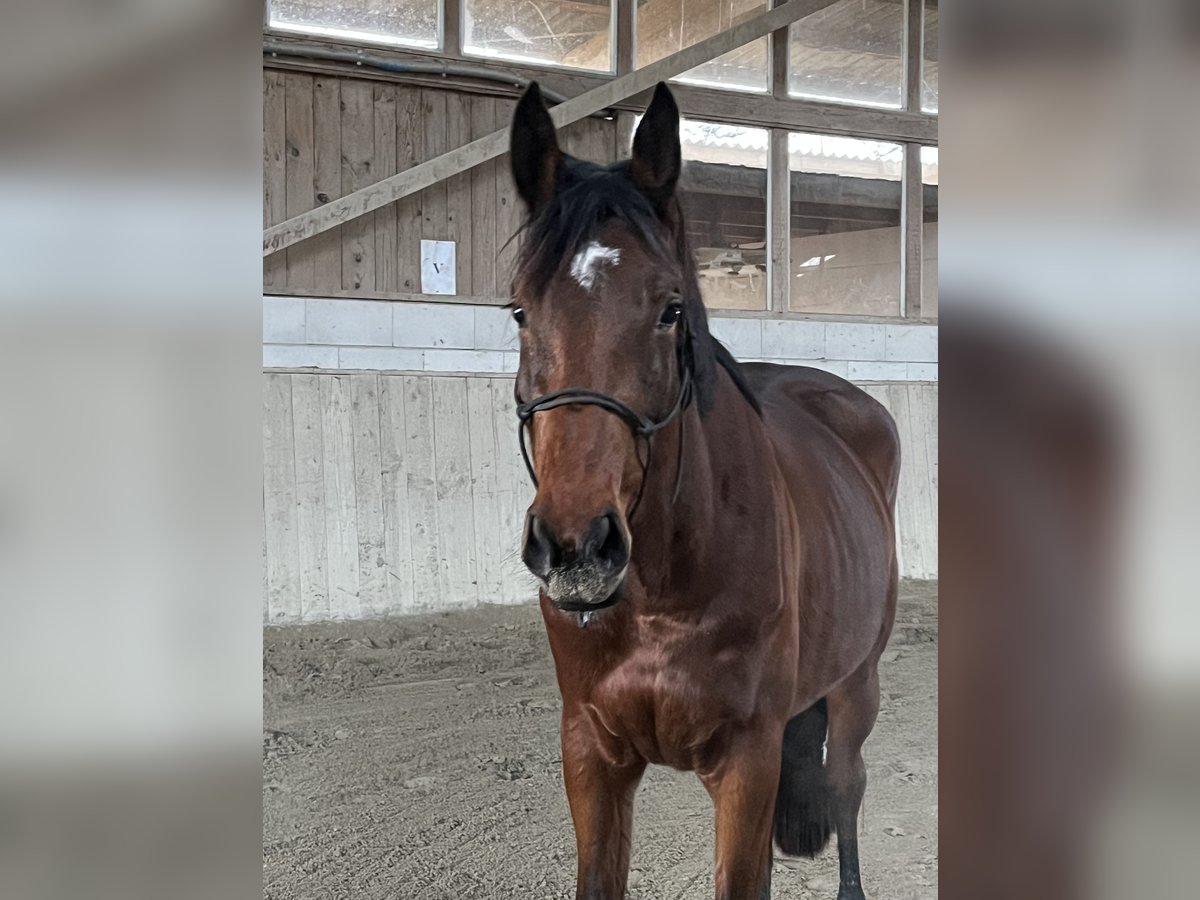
(702, 730, 783, 900)
(561, 714, 645, 900)
(825, 660, 882, 900)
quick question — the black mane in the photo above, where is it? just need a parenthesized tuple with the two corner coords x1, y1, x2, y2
(513, 155, 761, 418)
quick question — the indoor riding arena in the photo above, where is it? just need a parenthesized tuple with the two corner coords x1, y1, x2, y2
(262, 2, 938, 898)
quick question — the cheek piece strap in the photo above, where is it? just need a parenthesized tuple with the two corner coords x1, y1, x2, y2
(514, 334, 695, 522)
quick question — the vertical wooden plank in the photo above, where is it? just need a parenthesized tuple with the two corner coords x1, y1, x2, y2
(906, 383, 933, 578)
(284, 73, 316, 291)
(494, 97, 520, 298)
(558, 118, 585, 159)
(892, 383, 915, 576)
(494, 376, 536, 604)
(466, 377, 505, 603)
(396, 86, 423, 292)
(420, 89, 449, 249)
(374, 83, 399, 293)
(312, 76, 343, 293)
(262, 506, 269, 625)
(582, 117, 607, 165)
(470, 96, 498, 299)
(616, 0, 634, 76)
(771, 0, 790, 99)
(432, 377, 479, 607)
(263, 374, 300, 622)
(263, 72, 287, 289)
(320, 375, 361, 619)
(902, 142, 924, 318)
(351, 374, 388, 616)
(291, 374, 329, 620)
(378, 374, 415, 614)
(914, 382, 939, 577)
(443, 0, 463, 55)
(905, 0, 924, 112)
(446, 91, 474, 297)
(768, 127, 790, 313)
(341, 80, 376, 292)
(404, 376, 442, 610)
(616, 111, 636, 159)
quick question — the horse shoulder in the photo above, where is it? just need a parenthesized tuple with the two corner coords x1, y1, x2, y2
(739, 362, 900, 507)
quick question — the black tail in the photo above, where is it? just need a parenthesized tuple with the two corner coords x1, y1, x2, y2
(774, 699, 833, 857)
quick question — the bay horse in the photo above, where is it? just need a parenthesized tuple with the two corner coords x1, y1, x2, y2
(508, 82, 900, 900)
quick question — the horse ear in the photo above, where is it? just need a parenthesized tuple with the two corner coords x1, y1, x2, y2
(510, 82, 562, 214)
(630, 83, 682, 214)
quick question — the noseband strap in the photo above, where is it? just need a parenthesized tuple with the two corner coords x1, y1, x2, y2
(515, 358, 693, 519)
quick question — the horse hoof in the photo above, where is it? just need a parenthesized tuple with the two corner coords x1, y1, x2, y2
(836, 885, 867, 900)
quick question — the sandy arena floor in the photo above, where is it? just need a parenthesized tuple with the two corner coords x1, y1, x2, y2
(263, 582, 937, 899)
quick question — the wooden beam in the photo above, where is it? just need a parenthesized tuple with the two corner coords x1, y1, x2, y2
(264, 39, 938, 143)
(442, 0, 462, 57)
(902, 0, 924, 316)
(668, 83, 935, 142)
(901, 141, 923, 318)
(771, 0, 790, 100)
(264, 0, 841, 256)
(904, 0, 923, 112)
(615, 0, 634, 76)
(684, 163, 905, 210)
(768, 128, 789, 313)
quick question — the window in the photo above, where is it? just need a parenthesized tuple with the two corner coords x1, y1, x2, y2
(463, 0, 614, 72)
(267, 0, 439, 49)
(788, 0, 904, 108)
(921, 146, 938, 316)
(788, 133, 903, 317)
(922, 1, 938, 113)
(678, 119, 769, 310)
(636, 0, 769, 94)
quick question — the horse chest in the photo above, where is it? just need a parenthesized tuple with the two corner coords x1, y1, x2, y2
(590, 643, 758, 769)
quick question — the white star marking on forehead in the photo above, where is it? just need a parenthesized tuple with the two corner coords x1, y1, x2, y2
(568, 241, 621, 291)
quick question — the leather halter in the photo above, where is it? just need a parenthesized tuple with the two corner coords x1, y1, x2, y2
(515, 340, 694, 520)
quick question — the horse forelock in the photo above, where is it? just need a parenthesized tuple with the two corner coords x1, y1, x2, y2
(513, 158, 673, 298)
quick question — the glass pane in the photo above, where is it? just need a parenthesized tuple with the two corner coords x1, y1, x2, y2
(636, 0, 769, 94)
(463, 0, 613, 72)
(921, 146, 938, 316)
(679, 120, 769, 310)
(788, 0, 904, 108)
(268, 0, 439, 49)
(922, 1, 938, 113)
(788, 133, 903, 317)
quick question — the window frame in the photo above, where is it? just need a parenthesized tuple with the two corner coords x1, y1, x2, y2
(262, 0, 937, 320)
(265, 0, 445, 54)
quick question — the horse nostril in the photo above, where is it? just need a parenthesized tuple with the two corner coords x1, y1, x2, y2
(582, 512, 629, 571)
(522, 513, 561, 578)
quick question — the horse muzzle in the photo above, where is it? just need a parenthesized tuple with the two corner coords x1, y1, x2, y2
(522, 510, 630, 610)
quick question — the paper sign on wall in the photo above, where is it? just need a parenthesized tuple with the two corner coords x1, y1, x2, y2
(420, 240, 456, 295)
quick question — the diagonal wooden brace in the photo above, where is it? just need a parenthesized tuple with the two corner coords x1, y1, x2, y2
(263, 0, 839, 257)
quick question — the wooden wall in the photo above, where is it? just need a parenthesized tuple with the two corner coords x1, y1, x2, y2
(263, 372, 937, 623)
(263, 70, 619, 299)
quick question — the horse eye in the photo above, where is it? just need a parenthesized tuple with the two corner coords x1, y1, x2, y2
(512, 307, 526, 327)
(657, 302, 683, 328)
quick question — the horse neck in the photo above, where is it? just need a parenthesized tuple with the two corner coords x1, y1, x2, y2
(626, 363, 773, 603)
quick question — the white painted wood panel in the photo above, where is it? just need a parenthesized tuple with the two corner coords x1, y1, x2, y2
(403, 375, 443, 612)
(263, 375, 301, 622)
(291, 373, 329, 620)
(432, 377, 479, 607)
(350, 374, 389, 617)
(319, 375, 361, 618)
(378, 376, 415, 614)
(263, 373, 937, 622)
(466, 377, 507, 604)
